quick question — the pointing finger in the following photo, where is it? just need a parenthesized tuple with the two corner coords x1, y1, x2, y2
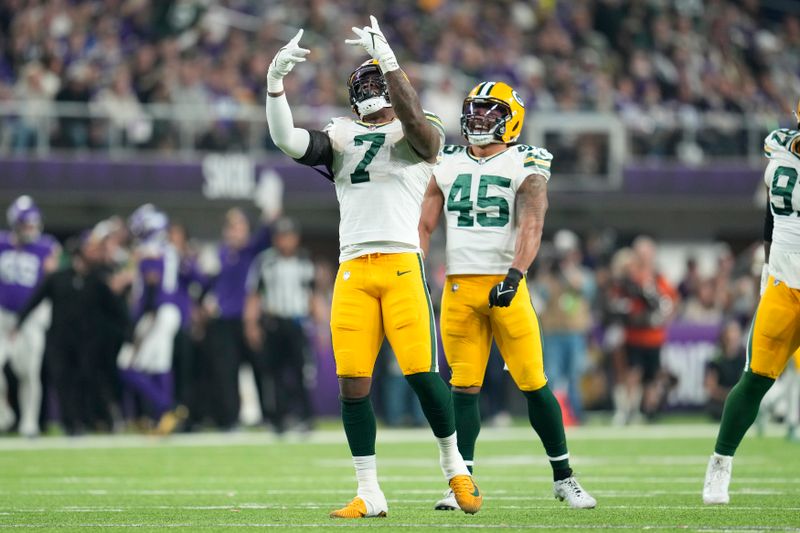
(289, 28, 304, 45)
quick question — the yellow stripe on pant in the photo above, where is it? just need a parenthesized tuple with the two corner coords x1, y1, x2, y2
(747, 276, 800, 379)
(441, 274, 547, 391)
(330, 252, 437, 377)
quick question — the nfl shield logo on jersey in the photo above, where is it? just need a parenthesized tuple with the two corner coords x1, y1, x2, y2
(344, 271, 351, 281)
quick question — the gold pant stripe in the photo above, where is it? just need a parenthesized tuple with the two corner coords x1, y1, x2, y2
(416, 253, 438, 372)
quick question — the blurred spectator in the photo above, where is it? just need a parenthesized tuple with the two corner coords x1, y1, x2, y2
(52, 64, 92, 149)
(244, 218, 315, 433)
(536, 230, 595, 423)
(678, 257, 701, 300)
(704, 320, 746, 421)
(609, 236, 678, 424)
(14, 235, 127, 435)
(683, 279, 724, 325)
(200, 207, 271, 429)
(91, 67, 152, 147)
(0, 1, 797, 155)
(11, 62, 59, 152)
(168, 222, 205, 422)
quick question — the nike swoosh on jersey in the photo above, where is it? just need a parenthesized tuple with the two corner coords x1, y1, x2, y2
(397, 270, 412, 276)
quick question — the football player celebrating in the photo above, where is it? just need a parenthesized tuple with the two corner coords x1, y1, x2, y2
(117, 204, 183, 435)
(265, 17, 481, 518)
(703, 102, 800, 505)
(0, 196, 60, 437)
(419, 82, 596, 510)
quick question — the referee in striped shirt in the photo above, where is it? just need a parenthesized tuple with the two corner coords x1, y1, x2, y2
(244, 218, 315, 432)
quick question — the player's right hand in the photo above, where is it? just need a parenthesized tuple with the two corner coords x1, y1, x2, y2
(267, 29, 310, 92)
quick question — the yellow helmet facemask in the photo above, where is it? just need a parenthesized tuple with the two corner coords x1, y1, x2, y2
(461, 81, 525, 145)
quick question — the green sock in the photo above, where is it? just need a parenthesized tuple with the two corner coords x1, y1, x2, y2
(453, 391, 481, 474)
(340, 395, 376, 456)
(405, 372, 455, 438)
(524, 386, 572, 480)
(715, 372, 775, 456)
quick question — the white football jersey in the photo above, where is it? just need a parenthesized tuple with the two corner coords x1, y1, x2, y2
(325, 113, 445, 262)
(435, 144, 552, 275)
(764, 128, 800, 289)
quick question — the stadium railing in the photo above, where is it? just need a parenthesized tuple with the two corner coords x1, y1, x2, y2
(0, 101, 785, 190)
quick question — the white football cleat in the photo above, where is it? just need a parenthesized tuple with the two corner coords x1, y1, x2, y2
(703, 454, 732, 505)
(554, 477, 597, 509)
(434, 488, 460, 511)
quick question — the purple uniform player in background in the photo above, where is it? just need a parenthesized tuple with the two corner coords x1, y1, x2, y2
(0, 196, 60, 437)
(117, 204, 184, 434)
(201, 207, 272, 429)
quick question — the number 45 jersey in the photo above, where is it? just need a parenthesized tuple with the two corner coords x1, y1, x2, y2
(764, 128, 800, 289)
(435, 144, 552, 275)
(325, 113, 444, 262)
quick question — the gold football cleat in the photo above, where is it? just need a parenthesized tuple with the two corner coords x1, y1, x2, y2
(449, 475, 482, 514)
(329, 497, 387, 519)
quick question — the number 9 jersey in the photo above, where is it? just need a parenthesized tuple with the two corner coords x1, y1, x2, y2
(435, 144, 552, 275)
(764, 128, 800, 289)
(324, 113, 445, 262)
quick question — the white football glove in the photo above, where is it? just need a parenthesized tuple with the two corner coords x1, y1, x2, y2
(345, 15, 399, 73)
(760, 263, 769, 296)
(267, 29, 310, 93)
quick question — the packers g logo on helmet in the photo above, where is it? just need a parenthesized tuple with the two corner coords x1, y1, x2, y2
(461, 81, 525, 146)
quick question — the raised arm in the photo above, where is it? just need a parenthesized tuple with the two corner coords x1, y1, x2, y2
(265, 29, 311, 159)
(489, 173, 549, 308)
(418, 177, 445, 257)
(346, 16, 440, 162)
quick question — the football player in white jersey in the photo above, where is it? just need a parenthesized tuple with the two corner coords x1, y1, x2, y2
(265, 17, 480, 518)
(704, 101, 800, 505)
(419, 81, 596, 510)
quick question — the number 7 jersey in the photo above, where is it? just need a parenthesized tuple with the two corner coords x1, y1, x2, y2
(325, 114, 444, 262)
(764, 128, 800, 289)
(435, 144, 552, 275)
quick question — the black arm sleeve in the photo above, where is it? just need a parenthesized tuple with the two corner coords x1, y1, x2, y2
(294, 130, 334, 181)
(763, 195, 774, 243)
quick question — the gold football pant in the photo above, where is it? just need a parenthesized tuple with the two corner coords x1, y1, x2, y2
(441, 274, 547, 391)
(747, 276, 800, 379)
(330, 252, 437, 377)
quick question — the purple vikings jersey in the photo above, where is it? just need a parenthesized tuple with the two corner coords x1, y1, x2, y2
(175, 254, 206, 328)
(133, 242, 181, 319)
(213, 226, 270, 319)
(0, 231, 58, 312)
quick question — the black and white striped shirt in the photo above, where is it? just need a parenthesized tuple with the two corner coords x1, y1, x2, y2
(246, 248, 315, 319)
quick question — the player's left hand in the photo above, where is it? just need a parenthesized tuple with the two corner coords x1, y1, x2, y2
(345, 15, 399, 73)
(489, 268, 523, 308)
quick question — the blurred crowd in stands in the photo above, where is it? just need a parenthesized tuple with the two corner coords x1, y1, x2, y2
(0, 193, 767, 436)
(0, 0, 797, 156)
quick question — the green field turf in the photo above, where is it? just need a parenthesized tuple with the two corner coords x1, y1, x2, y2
(0, 424, 799, 531)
